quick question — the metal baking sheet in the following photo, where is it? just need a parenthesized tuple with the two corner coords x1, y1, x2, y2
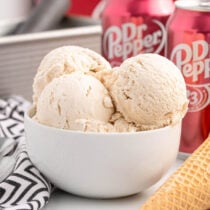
(0, 25, 101, 101)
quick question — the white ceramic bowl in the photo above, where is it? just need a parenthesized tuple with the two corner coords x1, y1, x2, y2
(24, 108, 181, 198)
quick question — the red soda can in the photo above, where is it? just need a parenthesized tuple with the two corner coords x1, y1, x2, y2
(166, 0, 210, 153)
(101, 0, 174, 67)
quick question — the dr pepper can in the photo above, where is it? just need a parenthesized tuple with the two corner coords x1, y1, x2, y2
(102, 0, 174, 67)
(166, 0, 210, 153)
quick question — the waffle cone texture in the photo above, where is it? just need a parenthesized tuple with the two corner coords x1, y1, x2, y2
(140, 136, 210, 210)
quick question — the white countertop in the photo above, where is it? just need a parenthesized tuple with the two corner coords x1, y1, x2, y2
(42, 158, 184, 210)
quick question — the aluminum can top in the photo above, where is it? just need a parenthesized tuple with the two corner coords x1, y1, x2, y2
(175, 0, 210, 12)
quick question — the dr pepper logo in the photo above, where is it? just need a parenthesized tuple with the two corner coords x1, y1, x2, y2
(103, 19, 166, 63)
(170, 40, 210, 112)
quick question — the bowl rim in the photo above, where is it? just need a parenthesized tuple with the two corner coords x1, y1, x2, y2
(24, 106, 181, 137)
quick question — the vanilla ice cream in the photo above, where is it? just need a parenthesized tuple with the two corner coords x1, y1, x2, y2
(33, 46, 111, 104)
(34, 72, 114, 129)
(70, 112, 138, 133)
(70, 119, 115, 132)
(109, 112, 138, 132)
(32, 46, 188, 133)
(102, 53, 189, 130)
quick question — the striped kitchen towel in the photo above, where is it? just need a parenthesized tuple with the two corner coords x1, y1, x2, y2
(0, 96, 53, 210)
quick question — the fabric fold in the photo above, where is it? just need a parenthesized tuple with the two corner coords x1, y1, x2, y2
(0, 96, 53, 210)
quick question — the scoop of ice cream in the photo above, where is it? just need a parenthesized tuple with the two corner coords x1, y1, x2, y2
(70, 113, 138, 133)
(102, 53, 188, 129)
(110, 112, 138, 132)
(34, 72, 114, 129)
(33, 46, 111, 104)
(70, 119, 115, 132)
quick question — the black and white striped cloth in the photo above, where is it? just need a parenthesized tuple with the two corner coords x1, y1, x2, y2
(0, 96, 53, 210)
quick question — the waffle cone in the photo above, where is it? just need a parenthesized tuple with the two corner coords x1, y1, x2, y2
(140, 136, 210, 210)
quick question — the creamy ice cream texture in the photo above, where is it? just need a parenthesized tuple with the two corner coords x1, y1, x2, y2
(33, 46, 188, 132)
(33, 46, 111, 104)
(101, 54, 188, 130)
(35, 72, 114, 129)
